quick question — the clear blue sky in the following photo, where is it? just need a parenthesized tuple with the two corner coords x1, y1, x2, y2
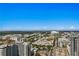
(0, 3, 79, 30)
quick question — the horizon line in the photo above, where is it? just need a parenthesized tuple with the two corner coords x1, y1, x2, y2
(1, 29, 79, 31)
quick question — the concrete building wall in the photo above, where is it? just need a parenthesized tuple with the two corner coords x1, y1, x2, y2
(6, 46, 12, 56)
(70, 37, 76, 56)
(12, 45, 19, 56)
(0, 48, 4, 56)
(17, 42, 31, 56)
(0, 45, 7, 56)
(76, 38, 79, 56)
(17, 43, 24, 56)
(23, 42, 31, 56)
(6, 44, 19, 56)
(0, 42, 31, 56)
(70, 37, 79, 56)
(2, 48, 6, 56)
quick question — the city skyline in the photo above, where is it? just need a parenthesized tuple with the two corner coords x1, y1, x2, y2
(0, 3, 79, 30)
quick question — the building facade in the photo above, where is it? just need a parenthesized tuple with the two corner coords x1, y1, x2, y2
(70, 36, 79, 56)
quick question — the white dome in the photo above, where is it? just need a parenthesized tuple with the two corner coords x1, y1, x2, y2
(51, 31, 59, 34)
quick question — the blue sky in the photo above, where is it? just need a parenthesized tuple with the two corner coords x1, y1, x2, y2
(0, 3, 79, 30)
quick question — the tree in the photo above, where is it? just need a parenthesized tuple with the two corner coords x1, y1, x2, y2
(47, 45, 52, 51)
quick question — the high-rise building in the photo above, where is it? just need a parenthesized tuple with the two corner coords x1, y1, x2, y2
(70, 36, 77, 56)
(0, 45, 6, 56)
(23, 42, 31, 56)
(70, 35, 79, 56)
(17, 42, 31, 56)
(75, 38, 79, 56)
(0, 44, 19, 56)
(6, 44, 19, 56)
(0, 42, 31, 56)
